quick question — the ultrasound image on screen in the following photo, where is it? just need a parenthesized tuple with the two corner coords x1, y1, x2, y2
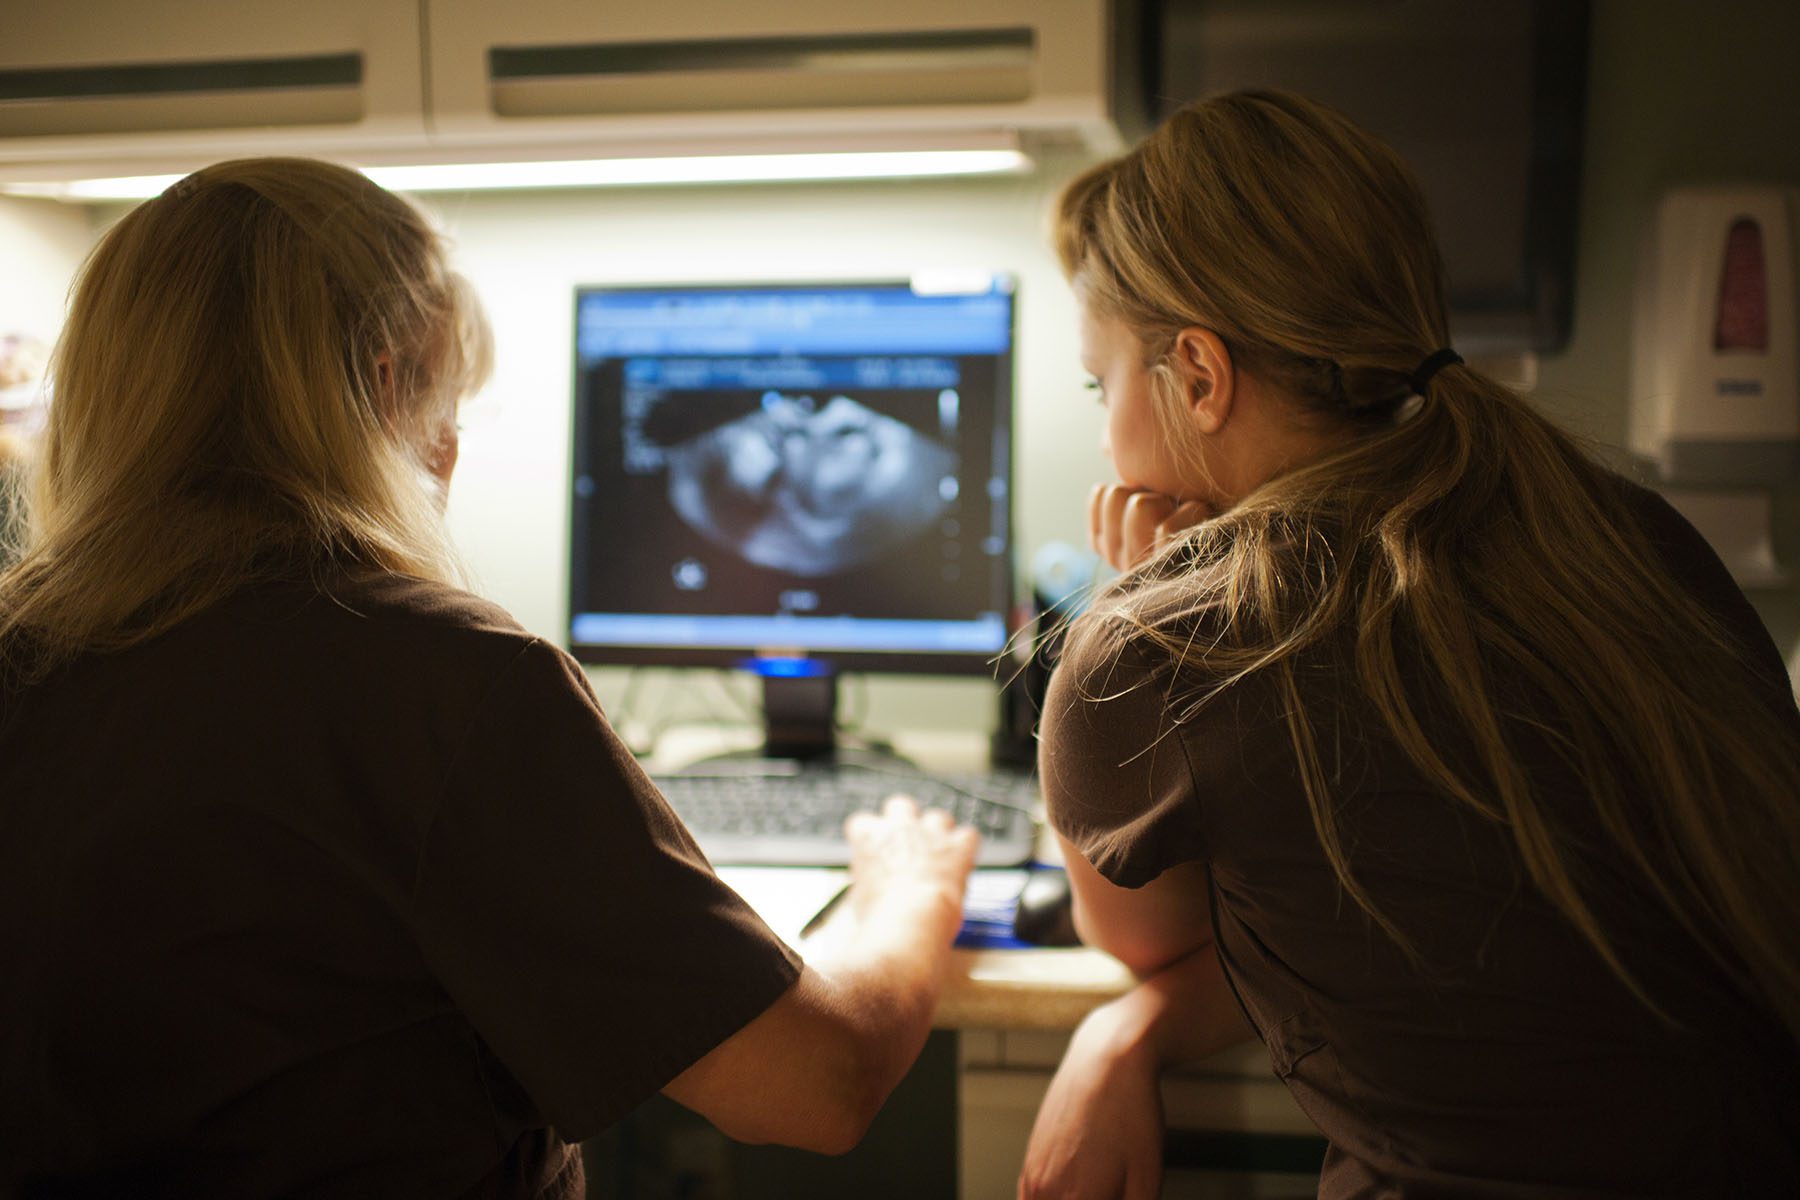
(574, 356, 1002, 625)
(665, 392, 956, 576)
(567, 283, 1015, 660)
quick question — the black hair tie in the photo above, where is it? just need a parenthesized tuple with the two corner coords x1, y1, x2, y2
(1409, 348, 1462, 394)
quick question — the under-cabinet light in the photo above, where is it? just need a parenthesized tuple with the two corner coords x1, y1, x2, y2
(0, 148, 1031, 201)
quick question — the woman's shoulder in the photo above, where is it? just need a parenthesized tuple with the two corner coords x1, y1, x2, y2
(225, 571, 544, 677)
(325, 573, 527, 636)
(1604, 470, 1741, 585)
(1051, 604, 1195, 725)
(1601, 471, 1793, 686)
(1050, 586, 1284, 752)
(1057, 568, 1237, 689)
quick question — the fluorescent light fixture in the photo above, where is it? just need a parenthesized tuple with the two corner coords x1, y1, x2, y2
(1, 174, 184, 201)
(373, 150, 1027, 190)
(0, 148, 1030, 201)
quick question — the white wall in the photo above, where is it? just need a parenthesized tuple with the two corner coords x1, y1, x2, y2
(421, 153, 1109, 736)
(0, 196, 93, 347)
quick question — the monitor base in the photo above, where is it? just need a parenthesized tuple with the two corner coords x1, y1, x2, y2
(761, 670, 838, 761)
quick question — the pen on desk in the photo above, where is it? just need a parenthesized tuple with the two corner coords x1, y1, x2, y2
(799, 882, 853, 939)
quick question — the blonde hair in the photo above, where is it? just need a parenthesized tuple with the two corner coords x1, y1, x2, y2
(0, 157, 491, 672)
(1058, 91, 1800, 1040)
(0, 429, 30, 566)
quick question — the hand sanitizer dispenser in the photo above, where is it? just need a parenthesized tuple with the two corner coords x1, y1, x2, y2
(1630, 185, 1799, 480)
(1629, 185, 1799, 587)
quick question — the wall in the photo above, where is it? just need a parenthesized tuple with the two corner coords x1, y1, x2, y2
(1535, 0, 1800, 666)
(0, 196, 92, 347)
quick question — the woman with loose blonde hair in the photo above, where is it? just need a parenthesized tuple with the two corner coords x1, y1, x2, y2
(0, 157, 978, 1198)
(1022, 91, 1800, 1199)
(0, 157, 487, 668)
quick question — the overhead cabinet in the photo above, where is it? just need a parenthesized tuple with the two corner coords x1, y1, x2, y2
(0, 0, 426, 177)
(0, 0, 1127, 184)
(423, 0, 1118, 153)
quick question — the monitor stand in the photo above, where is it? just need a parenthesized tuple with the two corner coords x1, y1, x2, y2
(761, 670, 838, 761)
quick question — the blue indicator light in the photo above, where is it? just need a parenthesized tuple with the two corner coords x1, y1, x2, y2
(746, 656, 833, 678)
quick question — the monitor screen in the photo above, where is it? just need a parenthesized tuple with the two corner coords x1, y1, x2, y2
(568, 280, 1016, 673)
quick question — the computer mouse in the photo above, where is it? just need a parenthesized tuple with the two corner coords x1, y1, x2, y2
(1012, 868, 1080, 947)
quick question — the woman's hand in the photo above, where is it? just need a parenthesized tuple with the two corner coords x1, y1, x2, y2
(666, 798, 977, 1154)
(1017, 942, 1253, 1199)
(1088, 483, 1212, 573)
(1019, 995, 1165, 1200)
(844, 795, 979, 924)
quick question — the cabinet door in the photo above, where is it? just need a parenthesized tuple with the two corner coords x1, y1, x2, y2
(0, 0, 424, 171)
(423, 0, 1115, 155)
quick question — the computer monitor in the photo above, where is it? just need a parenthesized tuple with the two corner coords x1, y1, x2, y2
(567, 278, 1017, 756)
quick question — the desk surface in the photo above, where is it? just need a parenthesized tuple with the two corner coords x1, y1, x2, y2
(937, 944, 1135, 1030)
(717, 865, 1134, 1033)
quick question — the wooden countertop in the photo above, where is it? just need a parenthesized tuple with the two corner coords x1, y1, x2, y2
(720, 865, 1135, 1033)
(937, 944, 1134, 1030)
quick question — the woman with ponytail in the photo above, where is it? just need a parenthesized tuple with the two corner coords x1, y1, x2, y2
(0, 158, 976, 1197)
(1021, 91, 1800, 1199)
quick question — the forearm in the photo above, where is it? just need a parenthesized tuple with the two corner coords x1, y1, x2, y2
(664, 801, 974, 1154)
(809, 879, 964, 1096)
(1018, 942, 1252, 1198)
(1089, 941, 1254, 1069)
(663, 880, 961, 1157)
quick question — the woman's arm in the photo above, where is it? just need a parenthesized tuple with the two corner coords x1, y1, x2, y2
(1059, 834, 1215, 977)
(1051, 831, 1252, 1065)
(1017, 484, 1241, 1190)
(1017, 835, 1253, 1197)
(661, 798, 976, 1155)
(1020, 941, 1253, 1199)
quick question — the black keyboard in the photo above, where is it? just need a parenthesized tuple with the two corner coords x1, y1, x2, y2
(651, 760, 1040, 867)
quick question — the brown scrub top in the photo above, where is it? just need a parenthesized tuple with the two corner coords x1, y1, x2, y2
(1041, 480, 1800, 1198)
(0, 574, 801, 1199)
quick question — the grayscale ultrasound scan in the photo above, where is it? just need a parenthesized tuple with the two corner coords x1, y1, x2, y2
(664, 392, 957, 576)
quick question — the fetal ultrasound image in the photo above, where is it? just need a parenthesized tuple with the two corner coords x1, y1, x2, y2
(663, 392, 957, 576)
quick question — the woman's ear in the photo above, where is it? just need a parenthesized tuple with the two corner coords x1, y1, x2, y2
(426, 420, 460, 494)
(1172, 327, 1234, 436)
(376, 352, 401, 405)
